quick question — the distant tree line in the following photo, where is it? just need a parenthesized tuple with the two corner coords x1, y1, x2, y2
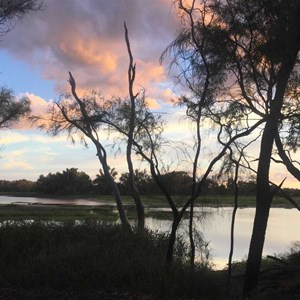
(1, 167, 299, 197)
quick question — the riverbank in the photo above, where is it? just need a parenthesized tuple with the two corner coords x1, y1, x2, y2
(1, 193, 300, 208)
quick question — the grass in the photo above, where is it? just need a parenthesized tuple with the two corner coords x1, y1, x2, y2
(0, 204, 118, 222)
(0, 192, 298, 223)
(0, 222, 224, 299)
(2, 192, 300, 208)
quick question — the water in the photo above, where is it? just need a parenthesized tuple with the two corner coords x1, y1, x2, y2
(0, 195, 112, 206)
(145, 207, 300, 269)
(1, 195, 299, 269)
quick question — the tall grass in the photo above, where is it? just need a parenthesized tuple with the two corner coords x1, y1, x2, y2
(0, 222, 223, 299)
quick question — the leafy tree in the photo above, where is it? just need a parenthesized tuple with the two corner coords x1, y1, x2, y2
(0, 1, 41, 139)
(36, 172, 64, 194)
(36, 168, 93, 195)
(93, 168, 118, 195)
(60, 168, 93, 194)
(0, 87, 30, 129)
(165, 0, 300, 295)
(0, 179, 36, 192)
(159, 0, 264, 270)
(160, 171, 193, 196)
(0, 0, 42, 36)
(119, 169, 156, 195)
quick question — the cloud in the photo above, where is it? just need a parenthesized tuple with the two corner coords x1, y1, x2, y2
(0, 0, 179, 102)
(2, 161, 33, 170)
(0, 130, 30, 144)
(10, 93, 53, 130)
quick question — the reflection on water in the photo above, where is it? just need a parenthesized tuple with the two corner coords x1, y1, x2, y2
(0, 195, 112, 206)
(145, 207, 300, 269)
(1, 195, 299, 270)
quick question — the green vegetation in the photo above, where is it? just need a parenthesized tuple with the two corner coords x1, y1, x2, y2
(0, 222, 298, 299)
(0, 204, 117, 222)
(0, 222, 223, 299)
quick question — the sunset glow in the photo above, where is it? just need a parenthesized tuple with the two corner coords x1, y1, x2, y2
(0, 0, 299, 191)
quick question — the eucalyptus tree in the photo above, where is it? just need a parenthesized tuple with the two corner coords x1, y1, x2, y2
(164, 0, 300, 296)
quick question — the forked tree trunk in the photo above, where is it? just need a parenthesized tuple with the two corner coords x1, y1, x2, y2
(127, 152, 145, 230)
(124, 22, 145, 231)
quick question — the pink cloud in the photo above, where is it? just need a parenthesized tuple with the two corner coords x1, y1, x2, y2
(0, 0, 179, 105)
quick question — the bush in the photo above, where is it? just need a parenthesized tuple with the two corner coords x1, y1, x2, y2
(0, 222, 222, 298)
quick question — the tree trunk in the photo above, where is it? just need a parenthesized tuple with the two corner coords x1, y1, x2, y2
(95, 144, 130, 229)
(242, 115, 275, 296)
(124, 22, 145, 231)
(166, 215, 181, 264)
(127, 151, 145, 230)
(189, 200, 195, 271)
(103, 161, 130, 228)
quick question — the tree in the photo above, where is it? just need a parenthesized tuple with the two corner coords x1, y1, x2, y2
(0, 0, 42, 36)
(160, 0, 265, 270)
(36, 168, 93, 194)
(119, 169, 155, 195)
(93, 168, 118, 195)
(123, 22, 145, 230)
(165, 0, 300, 296)
(37, 73, 130, 228)
(0, 87, 30, 129)
(0, 1, 41, 131)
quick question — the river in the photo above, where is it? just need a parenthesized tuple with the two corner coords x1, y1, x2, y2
(1, 195, 299, 269)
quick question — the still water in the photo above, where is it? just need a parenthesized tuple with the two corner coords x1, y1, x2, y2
(146, 207, 300, 269)
(1, 196, 299, 269)
(0, 195, 110, 206)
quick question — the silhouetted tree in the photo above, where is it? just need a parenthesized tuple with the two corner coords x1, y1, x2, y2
(0, 179, 36, 192)
(119, 169, 155, 195)
(0, 1, 41, 138)
(93, 168, 118, 195)
(165, 0, 300, 295)
(0, 0, 42, 36)
(36, 168, 92, 195)
(0, 88, 30, 129)
(161, 0, 265, 269)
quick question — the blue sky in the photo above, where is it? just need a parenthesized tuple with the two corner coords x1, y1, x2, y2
(0, 0, 299, 189)
(0, 0, 183, 181)
(0, 50, 55, 100)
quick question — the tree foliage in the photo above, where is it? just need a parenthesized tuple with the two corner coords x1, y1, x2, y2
(0, 88, 30, 129)
(36, 168, 93, 195)
(93, 168, 118, 195)
(0, 0, 42, 36)
(164, 0, 300, 296)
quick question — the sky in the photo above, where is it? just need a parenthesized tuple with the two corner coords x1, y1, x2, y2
(0, 0, 299, 189)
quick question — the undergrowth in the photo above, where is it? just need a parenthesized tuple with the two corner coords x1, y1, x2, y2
(0, 222, 223, 299)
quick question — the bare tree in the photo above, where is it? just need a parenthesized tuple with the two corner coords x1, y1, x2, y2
(123, 22, 145, 230)
(41, 74, 130, 228)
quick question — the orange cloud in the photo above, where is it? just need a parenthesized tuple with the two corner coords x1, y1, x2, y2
(145, 97, 161, 109)
(161, 88, 178, 104)
(60, 38, 118, 73)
